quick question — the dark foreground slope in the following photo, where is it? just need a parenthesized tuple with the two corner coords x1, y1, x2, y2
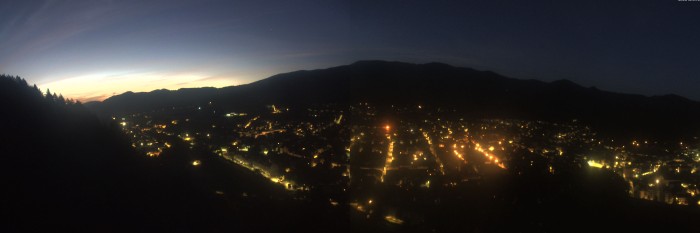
(0, 75, 220, 231)
(91, 61, 700, 139)
(0, 75, 347, 232)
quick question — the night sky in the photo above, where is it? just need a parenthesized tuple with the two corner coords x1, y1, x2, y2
(1, 0, 699, 102)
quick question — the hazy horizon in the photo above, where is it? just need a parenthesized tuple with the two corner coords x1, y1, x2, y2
(61, 60, 700, 103)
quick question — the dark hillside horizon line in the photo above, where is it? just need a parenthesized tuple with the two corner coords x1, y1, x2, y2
(87, 60, 699, 104)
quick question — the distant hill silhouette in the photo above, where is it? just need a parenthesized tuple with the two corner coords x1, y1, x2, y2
(90, 61, 700, 140)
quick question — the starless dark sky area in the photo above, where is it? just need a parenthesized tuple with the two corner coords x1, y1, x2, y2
(1, 0, 699, 102)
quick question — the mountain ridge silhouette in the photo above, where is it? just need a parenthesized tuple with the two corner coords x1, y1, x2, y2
(88, 60, 700, 139)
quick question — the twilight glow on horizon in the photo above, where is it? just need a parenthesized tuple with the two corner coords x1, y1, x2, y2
(1, 0, 699, 102)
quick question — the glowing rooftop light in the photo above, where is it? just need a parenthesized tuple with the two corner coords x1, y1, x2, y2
(192, 160, 201, 166)
(587, 160, 604, 168)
